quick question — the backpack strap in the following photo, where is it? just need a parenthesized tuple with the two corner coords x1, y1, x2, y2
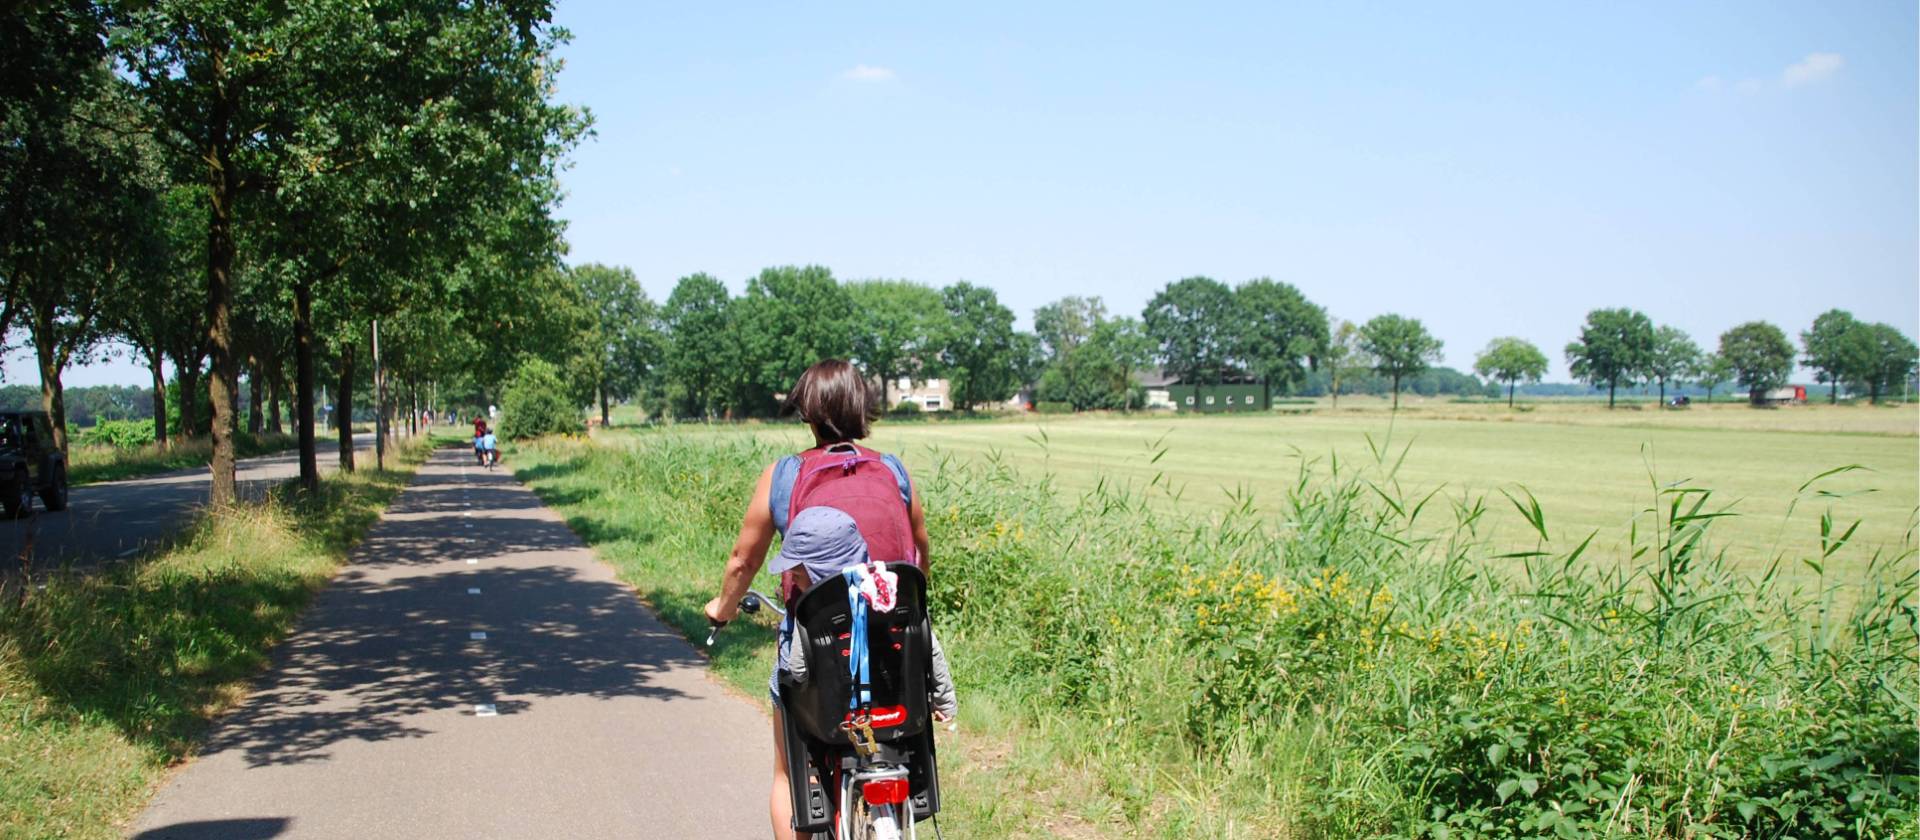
(769, 454, 802, 535)
(878, 453, 912, 506)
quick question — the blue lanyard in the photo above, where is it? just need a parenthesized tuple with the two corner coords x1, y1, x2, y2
(845, 569, 871, 711)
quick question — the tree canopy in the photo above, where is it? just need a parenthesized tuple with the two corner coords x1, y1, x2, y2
(1473, 337, 1548, 407)
(1566, 308, 1655, 408)
(1717, 321, 1796, 404)
(1359, 314, 1443, 410)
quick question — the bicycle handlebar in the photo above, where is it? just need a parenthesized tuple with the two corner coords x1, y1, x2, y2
(704, 589, 785, 646)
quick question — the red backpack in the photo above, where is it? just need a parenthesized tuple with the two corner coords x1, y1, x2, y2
(772, 442, 918, 606)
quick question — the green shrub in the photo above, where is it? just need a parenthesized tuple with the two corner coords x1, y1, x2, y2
(890, 400, 923, 415)
(499, 358, 585, 440)
(1035, 401, 1073, 414)
(74, 418, 156, 450)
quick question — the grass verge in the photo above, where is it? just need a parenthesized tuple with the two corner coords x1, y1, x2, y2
(514, 430, 1916, 839)
(0, 438, 428, 840)
(68, 433, 301, 486)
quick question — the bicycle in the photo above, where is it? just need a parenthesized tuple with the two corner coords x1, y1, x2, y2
(709, 574, 943, 840)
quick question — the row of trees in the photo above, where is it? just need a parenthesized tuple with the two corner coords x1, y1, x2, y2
(4, 1, 588, 501)
(568, 266, 1920, 422)
(647, 269, 1038, 419)
(1548, 308, 1918, 408)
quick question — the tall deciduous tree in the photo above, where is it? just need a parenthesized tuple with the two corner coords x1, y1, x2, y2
(846, 280, 947, 404)
(1032, 295, 1107, 360)
(1231, 278, 1327, 395)
(1323, 318, 1371, 409)
(730, 266, 854, 415)
(1473, 337, 1548, 407)
(937, 282, 1020, 410)
(1143, 276, 1237, 385)
(1855, 323, 1919, 405)
(1717, 321, 1796, 404)
(572, 263, 661, 426)
(1800, 309, 1861, 404)
(662, 273, 730, 418)
(1645, 326, 1703, 407)
(1566, 308, 1654, 408)
(1359, 314, 1443, 410)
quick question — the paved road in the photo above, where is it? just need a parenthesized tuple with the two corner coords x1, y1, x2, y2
(131, 449, 767, 839)
(0, 440, 375, 576)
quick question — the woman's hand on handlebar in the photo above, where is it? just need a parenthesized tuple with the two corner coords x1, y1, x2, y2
(704, 595, 737, 626)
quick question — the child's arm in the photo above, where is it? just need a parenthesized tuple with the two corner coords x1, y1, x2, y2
(929, 629, 958, 721)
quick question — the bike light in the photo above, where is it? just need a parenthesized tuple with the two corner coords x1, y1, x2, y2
(862, 778, 910, 805)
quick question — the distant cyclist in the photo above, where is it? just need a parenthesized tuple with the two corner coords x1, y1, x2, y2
(704, 359, 937, 840)
(473, 423, 490, 467)
(482, 428, 499, 468)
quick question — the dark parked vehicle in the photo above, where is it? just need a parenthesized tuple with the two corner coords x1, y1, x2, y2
(0, 411, 68, 516)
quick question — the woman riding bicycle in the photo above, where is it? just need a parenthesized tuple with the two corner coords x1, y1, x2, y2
(704, 359, 935, 840)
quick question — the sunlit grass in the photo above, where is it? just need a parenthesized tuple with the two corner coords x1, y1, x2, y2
(0, 439, 427, 840)
(67, 433, 300, 486)
(514, 428, 1916, 839)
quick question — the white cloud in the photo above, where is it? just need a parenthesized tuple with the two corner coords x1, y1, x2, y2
(842, 64, 896, 82)
(1781, 52, 1843, 86)
(1695, 52, 1843, 94)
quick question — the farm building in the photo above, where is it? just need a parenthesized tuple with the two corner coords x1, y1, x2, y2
(1139, 371, 1273, 413)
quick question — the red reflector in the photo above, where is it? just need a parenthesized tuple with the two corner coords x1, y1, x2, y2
(863, 778, 909, 805)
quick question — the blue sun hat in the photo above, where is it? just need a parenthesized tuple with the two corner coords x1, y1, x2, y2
(766, 506, 869, 583)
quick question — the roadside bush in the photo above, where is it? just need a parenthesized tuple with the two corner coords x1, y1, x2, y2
(1034, 401, 1073, 414)
(499, 358, 584, 440)
(890, 400, 922, 415)
(74, 418, 156, 450)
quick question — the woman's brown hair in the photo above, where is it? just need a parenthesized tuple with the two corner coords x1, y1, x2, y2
(786, 359, 878, 443)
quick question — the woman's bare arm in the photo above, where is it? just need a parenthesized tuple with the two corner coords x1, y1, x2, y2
(910, 484, 931, 566)
(705, 463, 778, 623)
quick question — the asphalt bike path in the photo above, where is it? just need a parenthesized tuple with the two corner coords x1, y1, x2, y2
(131, 448, 767, 839)
(0, 439, 375, 576)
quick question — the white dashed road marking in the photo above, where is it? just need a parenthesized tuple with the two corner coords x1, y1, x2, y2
(467, 587, 481, 595)
(470, 631, 487, 640)
(473, 704, 497, 717)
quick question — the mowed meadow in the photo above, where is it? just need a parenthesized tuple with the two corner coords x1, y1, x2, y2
(689, 400, 1920, 583)
(520, 400, 1917, 838)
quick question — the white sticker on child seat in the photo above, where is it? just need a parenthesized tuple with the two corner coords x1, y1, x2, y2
(466, 559, 479, 565)
(467, 587, 481, 595)
(474, 704, 497, 717)
(470, 631, 487, 640)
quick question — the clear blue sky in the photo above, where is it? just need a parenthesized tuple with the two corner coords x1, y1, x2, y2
(25, 0, 1918, 385)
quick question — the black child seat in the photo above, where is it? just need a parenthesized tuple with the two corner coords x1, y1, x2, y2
(777, 563, 942, 832)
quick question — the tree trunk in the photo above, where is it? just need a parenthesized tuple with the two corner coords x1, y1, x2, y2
(1607, 381, 1616, 409)
(599, 384, 610, 428)
(32, 321, 68, 453)
(337, 341, 356, 472)
(175, 355, 200, 439)
(147, 350, 168, 448)
(247, 364, 263, 434)
(294, 280, 319, 490)
(268, 367, 284, 435)
(1391, 374, 1401, 411)
(204, 51, 239, 506)
(1507, 380, 1515, 408)
(1658, 379, 1666, 407)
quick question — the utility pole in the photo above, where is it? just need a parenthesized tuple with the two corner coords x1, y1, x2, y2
(373, 319, 385, 471)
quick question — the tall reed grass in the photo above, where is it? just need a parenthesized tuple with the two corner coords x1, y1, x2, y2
(515, 430, 1917, 838)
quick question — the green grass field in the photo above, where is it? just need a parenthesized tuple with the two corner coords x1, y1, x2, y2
(521, 412, 1917, 838)
(637, 401, 1918, 584)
